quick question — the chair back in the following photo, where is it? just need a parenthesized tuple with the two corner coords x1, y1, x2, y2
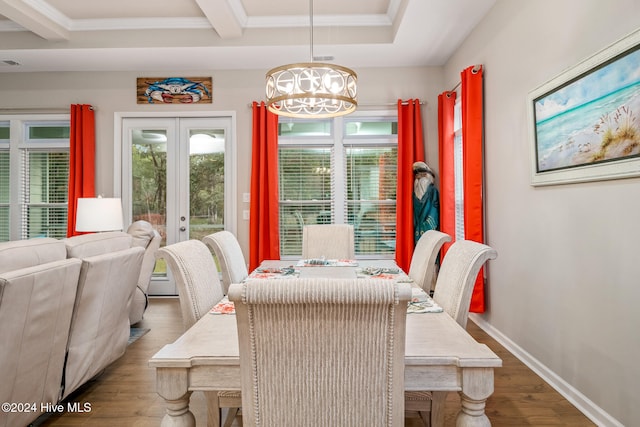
(302, 224, 355, 259)
(0, 258, 81, 427)
(63, 246, 144, 398)
(432, 240, 497, 328)
(127, 220, 161, 324)
(203, 231, 248, 294)
(156, 240, 224, 330)
(229, 278, 411, 427)
(408, 230, 452, 293)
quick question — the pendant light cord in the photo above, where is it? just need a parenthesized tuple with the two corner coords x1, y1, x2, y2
(309, 0, 314, 62)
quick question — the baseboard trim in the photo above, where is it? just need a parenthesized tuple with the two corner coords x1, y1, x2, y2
(469, 313, 622, 427)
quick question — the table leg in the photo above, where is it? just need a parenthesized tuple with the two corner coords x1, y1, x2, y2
(456, 367, 494, 427)
(156, 367, 196, 427)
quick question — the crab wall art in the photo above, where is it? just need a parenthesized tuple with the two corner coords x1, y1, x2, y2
(137, 77, 212, 104)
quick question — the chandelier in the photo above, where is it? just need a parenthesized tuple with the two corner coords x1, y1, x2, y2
(265, 0, 357, 118)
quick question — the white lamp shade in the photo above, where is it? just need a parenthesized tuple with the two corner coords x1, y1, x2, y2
(75, 198, 124, 232)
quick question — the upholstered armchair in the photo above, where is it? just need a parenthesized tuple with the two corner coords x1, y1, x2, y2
(127, 220, 161, 325)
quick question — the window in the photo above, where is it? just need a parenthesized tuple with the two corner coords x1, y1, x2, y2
(0, 116, 70, 241)
(278, 112, 398, 258)
(453, 99, 465, 240)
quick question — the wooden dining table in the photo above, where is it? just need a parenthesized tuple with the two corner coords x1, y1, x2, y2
(149, 259, 502, 427)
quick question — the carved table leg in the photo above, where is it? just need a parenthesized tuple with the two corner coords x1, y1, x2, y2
(456, 367, 494, 427)
(156, 367, 196, 427)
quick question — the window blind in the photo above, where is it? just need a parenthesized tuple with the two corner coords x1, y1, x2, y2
(0, 151, 9, 241)
(453, 100, 465, 240)
(278, 146, 334, 256)
(20, 149, 69, 239)
(345, 146, 397, 255)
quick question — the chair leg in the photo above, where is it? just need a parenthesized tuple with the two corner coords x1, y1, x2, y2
(223, 407, 239, 427)
(205, 391, 222, 427)
(430, 391, 447, 427)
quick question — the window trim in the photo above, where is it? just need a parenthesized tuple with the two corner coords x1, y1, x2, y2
(0, 114, 70, 241)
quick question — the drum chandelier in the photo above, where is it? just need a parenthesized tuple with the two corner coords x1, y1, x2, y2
(265, 0, 357, 118)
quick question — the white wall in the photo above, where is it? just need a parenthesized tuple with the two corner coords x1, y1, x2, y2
(0, 66, 443, 261)
(444, 1, 640, 425)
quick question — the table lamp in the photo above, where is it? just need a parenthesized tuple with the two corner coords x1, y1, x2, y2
(75, 197, 124, 232)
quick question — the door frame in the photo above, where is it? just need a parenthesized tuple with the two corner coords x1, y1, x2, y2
(114, 111, 237, 235)
(114, 111, 237, 294)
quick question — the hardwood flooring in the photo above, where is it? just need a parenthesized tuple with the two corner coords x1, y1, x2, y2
(33, 297, 595, 427)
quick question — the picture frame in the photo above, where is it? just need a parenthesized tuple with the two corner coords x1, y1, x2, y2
(528, 28, 640, 186)
(136, 77, 212, 104)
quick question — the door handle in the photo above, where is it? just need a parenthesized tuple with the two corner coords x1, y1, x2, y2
(180, 226, 186, 232)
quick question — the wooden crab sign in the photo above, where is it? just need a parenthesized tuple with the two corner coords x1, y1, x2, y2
(137, 77, 212, 104)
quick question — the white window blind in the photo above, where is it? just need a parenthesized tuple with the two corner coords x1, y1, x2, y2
(278, 146, 334, 256)
(345, 146, 397, 255)
(0, 150, 9, 242)
(277, 113, 398, 258)
(21, 150, 69, 238)
(453, 98, 465, 240)
(0, 116, 69, 241)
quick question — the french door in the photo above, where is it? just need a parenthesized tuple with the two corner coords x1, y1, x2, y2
(119, 114, 235, 295)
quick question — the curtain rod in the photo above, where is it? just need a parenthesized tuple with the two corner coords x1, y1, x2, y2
(0, 106, 94, 113)
(447, 64, 482, 94)
(247, 101, 425, 108)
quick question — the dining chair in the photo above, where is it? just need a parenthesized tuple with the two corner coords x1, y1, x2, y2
(302, 224, 355, 259)
(408, 230, 452, 294)
(406, 239, 498, 426)
(203, 230, 249, 295)
(155, 240, 241, 427)
(229, 277, 412, 427)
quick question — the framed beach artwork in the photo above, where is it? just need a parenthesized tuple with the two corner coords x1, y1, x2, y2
(528, 28, 640, 186)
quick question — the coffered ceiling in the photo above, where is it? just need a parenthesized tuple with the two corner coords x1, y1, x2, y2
(0, 0, 495, 73)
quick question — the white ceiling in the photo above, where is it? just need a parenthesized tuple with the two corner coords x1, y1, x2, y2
(0, 0, 495, 73)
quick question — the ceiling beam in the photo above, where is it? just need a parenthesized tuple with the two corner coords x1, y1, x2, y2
(194, 0, 243, 39)
(0, 0, 69, 40)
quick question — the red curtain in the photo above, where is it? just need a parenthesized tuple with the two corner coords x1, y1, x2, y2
(249, 102, 280, 271)
(437, 92, 456, 257)
(461, 65, 485, 312)
(66, 104, 95, 237)
(395, 99, 425, 272)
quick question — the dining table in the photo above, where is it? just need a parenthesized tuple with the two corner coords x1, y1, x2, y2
(149, 259, 502, 427)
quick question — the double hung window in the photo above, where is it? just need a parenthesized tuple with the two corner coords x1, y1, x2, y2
(0, 116, 70, 241)
(277, 112, 398, 258)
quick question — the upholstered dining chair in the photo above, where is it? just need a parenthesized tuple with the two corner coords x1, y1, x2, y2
(229, 277, 412, 427)
(155, 240, 241, 427)
(406, 239, 498, 426)
(408, 230, 452, 294)
(202, 230, 248, 295)
(302, 224, 355, 259)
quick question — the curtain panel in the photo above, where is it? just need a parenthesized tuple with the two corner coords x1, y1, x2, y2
(461, 65, 486, 312)
(438, 91, 457, 257)
(438, 65, 486, 312)
(66, 104, 95, 237)
(395, 99, 425, 272)
(249, 102, 280, 271)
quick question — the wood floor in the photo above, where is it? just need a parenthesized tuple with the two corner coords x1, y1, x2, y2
(33, 297, 596, 427)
